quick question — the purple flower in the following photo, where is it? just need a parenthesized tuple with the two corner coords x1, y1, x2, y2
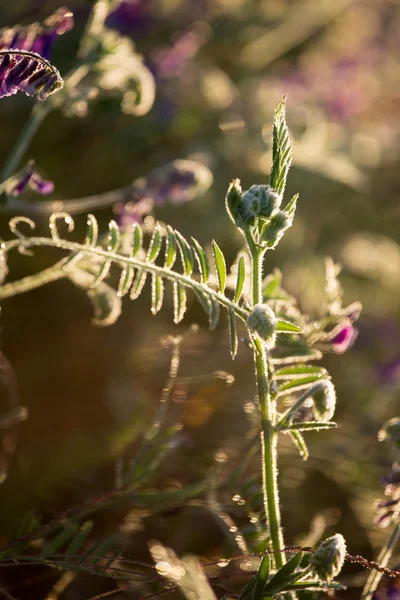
(0, 7, 73, 61)
(329, 323, 358, 354)
(372, 571, 400, 599)
(0, 50, 63, 101)
(106, 0, 151, 36)
(151, 25, 209, 80)
(7, 162, 54, 196)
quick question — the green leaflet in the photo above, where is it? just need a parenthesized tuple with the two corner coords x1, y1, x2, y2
(131, 222, 143, 257)
(288, 430, 309, 460)
(212, 240, 226, 293)
(130, 270, 147, 300)
(209, 295, 220, 330)
(84, 214, 98, 248)
(173, 281, 187, 324)
(107, 220, 120, 252)
(228, 307, 238, 358)
(165, 225, 177, 268)
(276, 320, 302, 333)
(147, 224, 162, 263)
(262, 552, 304, 596)
(278, 374, 326, 394)
(117, 265, 135, 297)
(175, 230, 194, 275)
(269, 97, 292, 196)
(191, 236, 210, 283)
(274, 364, 328, 379)
(284, 421, 338, 432)
(235, 255, 246, 303)
(151, 273, 164, 314)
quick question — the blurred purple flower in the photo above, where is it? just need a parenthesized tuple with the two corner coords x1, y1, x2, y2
(0, 7, 73, 61)
(151, 26, 209, 79)
(372, 570, 400, 599)
(106, 0, 151, 35)
(377, 357, 400, 387)
(8, 162, 54, 196)
(330, 323, 358, 354)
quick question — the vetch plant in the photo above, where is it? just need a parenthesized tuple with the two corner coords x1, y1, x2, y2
(1, 2, 398, 598)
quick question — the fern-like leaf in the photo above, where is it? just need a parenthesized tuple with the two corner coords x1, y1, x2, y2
(146, 223, 162, 263)
(270, 97, 292, 196)
(175, 230, 194, 275)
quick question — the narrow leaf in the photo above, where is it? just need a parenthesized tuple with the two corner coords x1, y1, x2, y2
(278, 375, 326, 394)
(117, 265, 135, 297)
(228, 307, 238, 358)
(176, 230, 194, 275)
(165, 225, 177, 268)
(131, 223, 143, 257)
(209, 296, 220, 330)
(65, 521, 93, 556)
(255, 553, 270, 596)
(191, 237, 210, 284)
(147, 224, 162, 263)
(90, 259, 112, 288)
(84, 214, 98, 248)
(270, 97, 292, 196)
(107, 220, 120, 252)
(173, 282, 187, 324)
(285, 421, 338, 432)
(274, 365, 328, 379)
(42, 524, 78, 554)
(193, 288, 211, 320)
(284, 193, 298, 215)
(130, 270, 147, 300)
(234, 255, 245, 303)
(151, 274, 164, 314)
(263, 552, 304, 595)
(289, 430, 309, 461)
(276, 320, 302, 333)
(212, 240, 226, 293)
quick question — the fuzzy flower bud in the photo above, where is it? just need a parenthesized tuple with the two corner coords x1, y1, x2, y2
(247, 303, 277, 347)
(261, 210, 293, 247)
(311, 534, 347, 582)
(312, 380, 336, 422)
(242, 184, 281, 220)
(379, 418, 400, 450)
(225, 179, 246, 228)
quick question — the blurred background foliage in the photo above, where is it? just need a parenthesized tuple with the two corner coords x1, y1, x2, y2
(0, 0, 399, 598)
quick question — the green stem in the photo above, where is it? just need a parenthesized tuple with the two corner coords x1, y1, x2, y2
(247, 232, 286, 569)
(361, 518, 400, 599)
(0, 104, 51, 184)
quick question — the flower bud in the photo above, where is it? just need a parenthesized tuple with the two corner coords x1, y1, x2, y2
(261, 210, 293, 247)
(379, 418, 400, 449)
(312, 380, 336, 422)
(241, 184, 281, 220)
(311, 534, 346, 582)
(225, 179, 246, 229)
(247, 303, 277, 347)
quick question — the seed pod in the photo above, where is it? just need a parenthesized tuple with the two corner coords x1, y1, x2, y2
(311, 534, 346, 582)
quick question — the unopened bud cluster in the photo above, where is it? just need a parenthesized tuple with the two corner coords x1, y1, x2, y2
(311, 534, 346, 582)
(312, 380, 336, 422)
(226, 180, 291, 247)
(247, 303, 277, 348)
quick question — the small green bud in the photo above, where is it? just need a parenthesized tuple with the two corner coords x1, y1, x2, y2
(379, 418, 400, 449)
(247, 303, 277, 347)
(261, 210, 293, 247)
(242, 185, 281, 220)
(312, 380, 336, 422)
(225, 179, 246, 229)
(311, 534, 347, 582)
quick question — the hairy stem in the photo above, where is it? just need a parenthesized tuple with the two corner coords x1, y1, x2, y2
(361, 519, 400, 599)
(248, 234, 286, 568)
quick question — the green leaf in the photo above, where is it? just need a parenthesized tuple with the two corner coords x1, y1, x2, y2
(209, 295, 220, 330)
(274, 365, 328, 378)
(276, 320, 302, 333)
(289, 430, 309, 460)
(84, 214, 99, 248)
(147, 224, 162, 263)
(263, 268, 282, 299)
(193, 288, 211, 321)
(228, 307, 238, 358)
(91, 259, 112, 288)
(234, 255, 246, 303)
(165, 225, 177, 268)
(176, 230, 194, 275)
(107, 220, 120, 252)
(151, 274, 164, 314)
(284, 421, 338, 432)
(212, 240, 226, 293)
(42, 524, 79, 554)
(278, 375, 326, 394)
(173, 282, 187, 324)
(90, 532, 120, 564)
(255, 553, 271, 596)
(131, 223, 143, 257)
(284, 193, 298, 216)
(191, 237, 210, 284)
(65, 521, 93, 556)
(117, 265, 135, 297)
(238, 576, 257, 600)
(263, 552, 304, 596)
(130, 270, 147, 300)
(270, 97, 292, 196)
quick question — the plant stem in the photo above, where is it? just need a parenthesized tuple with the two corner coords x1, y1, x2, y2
(247, 233, 286, 569)
(361, 518, 400, 599)
(0, 104, 51, 184)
